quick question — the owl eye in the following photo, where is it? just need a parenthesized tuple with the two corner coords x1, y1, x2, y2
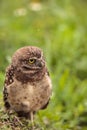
(29, 58, 35, 64)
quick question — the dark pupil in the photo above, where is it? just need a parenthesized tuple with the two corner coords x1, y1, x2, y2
(30, 59, 34, 62)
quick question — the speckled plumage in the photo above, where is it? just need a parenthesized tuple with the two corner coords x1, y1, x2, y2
(3, 46, 52, 120)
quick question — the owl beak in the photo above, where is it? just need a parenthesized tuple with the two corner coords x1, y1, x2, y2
(36, 60, 44, 68)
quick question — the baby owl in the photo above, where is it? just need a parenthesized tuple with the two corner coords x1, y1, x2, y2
(3, 46, 52, 121)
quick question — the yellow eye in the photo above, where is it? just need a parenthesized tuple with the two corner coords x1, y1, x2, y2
(29, 59, 35, 64)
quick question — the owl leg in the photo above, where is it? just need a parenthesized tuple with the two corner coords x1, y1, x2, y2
(30, 111, 34, 129)
(30, 111, 34, 123)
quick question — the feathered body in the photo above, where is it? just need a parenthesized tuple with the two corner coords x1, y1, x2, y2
(3, 46, 52, 119)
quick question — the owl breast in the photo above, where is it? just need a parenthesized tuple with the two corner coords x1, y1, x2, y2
(7, 74, 52, 112)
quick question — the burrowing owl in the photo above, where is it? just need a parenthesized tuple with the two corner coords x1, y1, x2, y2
(3, 46, 52, 121)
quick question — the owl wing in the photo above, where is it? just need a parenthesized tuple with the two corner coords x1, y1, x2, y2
(41, 99, 50, 110)
(3, 65, 14, 110)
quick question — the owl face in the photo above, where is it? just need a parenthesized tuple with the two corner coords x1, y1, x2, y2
(12, 47, 45, 71)
(11, 46, 46, 82)
(19, 53, 45, 72)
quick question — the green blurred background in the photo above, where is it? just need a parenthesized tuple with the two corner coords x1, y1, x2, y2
(0, 0, 87, 129)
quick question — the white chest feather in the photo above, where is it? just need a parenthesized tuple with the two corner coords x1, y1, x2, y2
(7, 74, 52, 112)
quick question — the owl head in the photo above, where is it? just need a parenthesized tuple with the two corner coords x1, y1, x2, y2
(11, 46, 46, 83)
